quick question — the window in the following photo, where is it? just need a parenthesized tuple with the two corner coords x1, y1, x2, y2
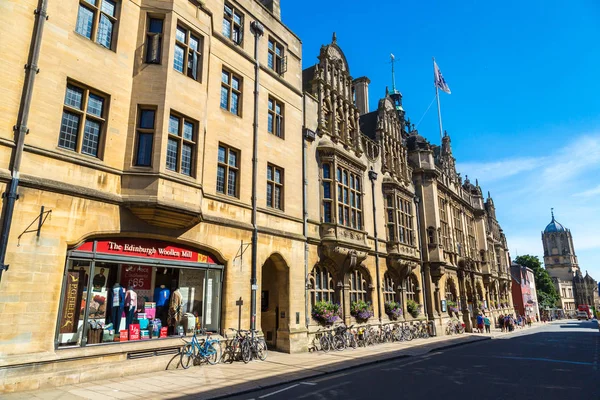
(222, 3, 243, 45)
(439, 197, 451, 250)
(405, 274, 419, 303)
(220, 69, 242, 115)
(134, 108, 155, 166)
(268, 97, 284, 138)
(336, 167, 362, 229)
(216, 144, 239, 197)
(467, 216, 477, 257)
(383, 273, 398, 303)
(349, 269, 368, 303)
(322, 164, 333, 223)
(145, 17, 163, 64)
(75, 0, 119, 50)
(268, 38, 286, 74)
(166, 113, 196, 176)
(445, 278, 456, 302)
(386, 195, 414, 245)
(452, 206, 464, 255)
(174, 25, 202, 80)
(266, 164, 283, 210)
(310, 266, 335, 307)
(59, 83, 107, 158)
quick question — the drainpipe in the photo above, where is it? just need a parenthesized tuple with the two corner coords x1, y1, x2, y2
(302, 118, 315, 328)
(368, 168, 382, 323)
(414, 195, 429, 320)
(249, 21, 264, 337)
(0, 0, 48, 283)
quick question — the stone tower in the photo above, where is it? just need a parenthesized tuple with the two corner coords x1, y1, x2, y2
(542, 210, 579, 281)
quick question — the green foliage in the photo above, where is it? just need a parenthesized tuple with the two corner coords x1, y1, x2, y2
(406, 299, 419, 318)
(350, 300, 374, 321)
(514, 255, 559, 309)
(311, 301, 341, 325)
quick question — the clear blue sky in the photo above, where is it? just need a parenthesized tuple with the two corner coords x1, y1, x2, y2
(283, 0, 600, 281)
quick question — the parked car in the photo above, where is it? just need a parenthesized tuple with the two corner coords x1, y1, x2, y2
(577, 311, 590, 321)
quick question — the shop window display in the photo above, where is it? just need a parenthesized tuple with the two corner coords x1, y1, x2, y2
(56, 239, 223, 348)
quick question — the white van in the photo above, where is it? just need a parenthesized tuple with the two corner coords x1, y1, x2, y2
(576, 310, 589, 320)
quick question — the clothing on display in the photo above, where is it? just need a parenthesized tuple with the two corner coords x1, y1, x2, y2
(92, 270, 107, 292)
(168, 289, 183, 327)
(106, 284, 125, 331)
(125, 288, 138, 329)
(154, 286, 170, 307)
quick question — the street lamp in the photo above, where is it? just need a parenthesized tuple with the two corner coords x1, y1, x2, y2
(368, 168, 382, 323)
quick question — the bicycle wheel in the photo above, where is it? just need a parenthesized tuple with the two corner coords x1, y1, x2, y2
(241, 340, 252, 363)
(257, 338, 268, 361)
(206, 340, 222, 365)
(332, 335, 345, 351)
(320, 335, 331, 352)
(180, 343, 195, 369)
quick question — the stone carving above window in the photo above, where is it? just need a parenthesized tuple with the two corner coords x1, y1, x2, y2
(307, 34, 363, 157)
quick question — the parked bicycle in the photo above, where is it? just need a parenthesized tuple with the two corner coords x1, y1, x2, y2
(239, 329, 268, 363)
(180, 329, 222, 369)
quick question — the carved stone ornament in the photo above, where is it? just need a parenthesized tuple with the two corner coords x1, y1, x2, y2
(386, 256, 418, 281)
(318, 243, 367, 273)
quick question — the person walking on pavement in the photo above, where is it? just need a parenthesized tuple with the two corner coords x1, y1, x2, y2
(484, 315, 491, 333)
(476, 313, 484, 333)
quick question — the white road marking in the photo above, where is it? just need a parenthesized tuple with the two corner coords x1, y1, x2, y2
(297, 381, 351, 399)
(300, 382, 317, 386)
(258, 384, 299, 398)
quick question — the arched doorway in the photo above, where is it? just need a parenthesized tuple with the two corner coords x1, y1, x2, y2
(260, 254, 289, 352)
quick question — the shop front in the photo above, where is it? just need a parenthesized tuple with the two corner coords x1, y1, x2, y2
(55, 238, 223, 348)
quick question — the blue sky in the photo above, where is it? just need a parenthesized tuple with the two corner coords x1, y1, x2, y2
(283, 0, 600, 280)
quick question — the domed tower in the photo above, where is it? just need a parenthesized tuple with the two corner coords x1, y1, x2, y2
(542, 209, 579, 281)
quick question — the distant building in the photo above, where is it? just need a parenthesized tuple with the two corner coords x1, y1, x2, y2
(541, 211, 597, 314)
(510, 262, 540, 318)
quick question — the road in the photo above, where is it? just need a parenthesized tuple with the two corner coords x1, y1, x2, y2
(226, 320, 600, 400)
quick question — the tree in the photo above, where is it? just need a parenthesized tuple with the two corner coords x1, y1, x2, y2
(514, 255, 559, 309)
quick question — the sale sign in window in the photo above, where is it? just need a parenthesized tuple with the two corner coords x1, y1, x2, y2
(120, 265, 152, 290)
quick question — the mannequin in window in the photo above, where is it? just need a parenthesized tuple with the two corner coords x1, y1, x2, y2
(168, 288, 183, 333)
(106, 282, 125, 330)
(125, 286, 137, 329)
(154, 284, 170, 326)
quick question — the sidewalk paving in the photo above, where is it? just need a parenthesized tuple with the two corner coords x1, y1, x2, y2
(3, 326, 540, 400)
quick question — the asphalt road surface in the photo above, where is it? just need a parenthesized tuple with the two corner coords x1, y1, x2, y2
(226, 320, 600, 400)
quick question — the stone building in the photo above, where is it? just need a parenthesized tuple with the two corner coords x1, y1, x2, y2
(510, 262, 540, 319)
(0, 0, 306, 391)
(302, 35, 514, 339)
(0, 1, 516, 392)
(541, 211, 596, 314)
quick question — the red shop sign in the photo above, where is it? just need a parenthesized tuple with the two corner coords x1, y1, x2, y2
(74, 239, 216, 264)
(120, 265, 152, 290)
(129, 324, 140, 341)
(120, 330, 129, 342)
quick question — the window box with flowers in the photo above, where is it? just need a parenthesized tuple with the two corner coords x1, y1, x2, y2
(447, 300, 459, 315)
(384, 301, 403, 320)
(350, 300, 373, 323)
(406, 299, 419, 318)
(311, 301, 342, 326)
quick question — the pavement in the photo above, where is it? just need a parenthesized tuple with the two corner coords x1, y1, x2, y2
(2, 322, 572, 400)
(228, 319, 600, 400)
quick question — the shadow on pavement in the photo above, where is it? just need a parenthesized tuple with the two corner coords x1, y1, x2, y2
(166, 327, 599, 400)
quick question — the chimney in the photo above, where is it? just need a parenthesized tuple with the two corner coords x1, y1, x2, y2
(353, 76, 370, 116)
(257, 0, 281, 20)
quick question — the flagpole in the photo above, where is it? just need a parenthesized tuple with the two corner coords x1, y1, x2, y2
(434, 57, 444, 143)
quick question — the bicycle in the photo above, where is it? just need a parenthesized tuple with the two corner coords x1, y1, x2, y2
(180, 329, 222, 369)
(239, 329, 267, 363)
(313, 326, 335, 352)
(223, 328, 244, 363)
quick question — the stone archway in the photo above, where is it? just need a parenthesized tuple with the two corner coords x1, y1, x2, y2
(260, 254, 289, 352)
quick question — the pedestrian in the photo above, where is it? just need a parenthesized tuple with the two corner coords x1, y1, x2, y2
(476, 313, 484, 333)
(498, 314, 505, 332)
(484, 315, 491, 333)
